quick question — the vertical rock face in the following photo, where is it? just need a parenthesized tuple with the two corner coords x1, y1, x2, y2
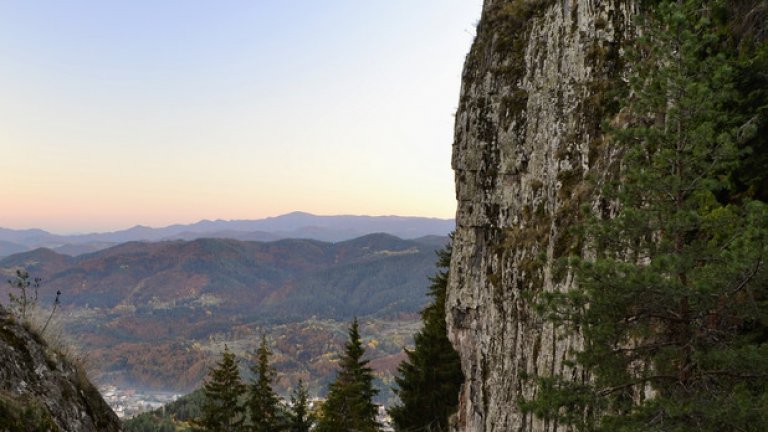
(0, 307, 121, 431)
(447, 1, 636, 431)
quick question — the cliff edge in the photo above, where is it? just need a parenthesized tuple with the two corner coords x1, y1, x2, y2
(447, 1, 636, 431)
(0, 307, 121, 431)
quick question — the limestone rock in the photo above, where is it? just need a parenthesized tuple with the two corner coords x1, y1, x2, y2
(447, 1, 636, 431)
(0, 307, 121, 431)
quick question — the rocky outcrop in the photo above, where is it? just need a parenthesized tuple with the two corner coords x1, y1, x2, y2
(447, 1, 636, 431)
(0, 307, 121, 431)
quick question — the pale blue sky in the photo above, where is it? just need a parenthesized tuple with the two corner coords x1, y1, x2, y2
(0, 1, 482, 233)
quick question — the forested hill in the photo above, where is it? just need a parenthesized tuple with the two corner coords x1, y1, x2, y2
(0, 233, 446, 321)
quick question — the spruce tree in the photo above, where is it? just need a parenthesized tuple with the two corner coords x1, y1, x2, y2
(522, 1, 768, 430)
(316, 318, 380, 432)
(249, 335, 283, 432)
(196, 346, 247, 432)
(288, 379, 313, 432)
(389, 241, 463, 431)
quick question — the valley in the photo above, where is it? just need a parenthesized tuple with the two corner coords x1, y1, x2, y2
(0, 233, 445, 403)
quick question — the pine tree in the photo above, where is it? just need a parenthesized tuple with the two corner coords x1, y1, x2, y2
(288, 379, 313, 432)
(316, 318, 380, 432)
(196, 346, 247, 432)
(522, 1, 768, 430)
(389, 241, 463, 431)
(248, 335, 284, 432)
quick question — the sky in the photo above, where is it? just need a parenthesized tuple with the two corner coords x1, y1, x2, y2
(0, 1, 483, 234)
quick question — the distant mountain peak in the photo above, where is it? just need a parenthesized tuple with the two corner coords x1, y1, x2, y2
(127, 225, 151, 230)
(281, 210, 315, 217)
(0, 213, 454, 258)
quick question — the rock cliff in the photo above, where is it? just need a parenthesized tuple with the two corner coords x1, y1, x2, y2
(447, 1, 636, 430)
(0, 307, 121, 431)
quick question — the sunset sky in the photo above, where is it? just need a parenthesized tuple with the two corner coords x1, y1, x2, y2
(0, 1, 482, 234)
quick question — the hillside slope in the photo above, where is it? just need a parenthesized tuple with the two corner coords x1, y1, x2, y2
(0, 234, 446, 392)
(0, 234, 444, 320)
(0, 307, 120, 431)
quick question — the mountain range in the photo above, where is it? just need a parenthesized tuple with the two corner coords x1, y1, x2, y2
(0, 212, 454, 258)
(0, 233, 448, 392)
(0, 233, 446, 321)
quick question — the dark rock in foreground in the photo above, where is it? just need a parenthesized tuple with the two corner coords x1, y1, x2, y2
(0, 307, 120, 431)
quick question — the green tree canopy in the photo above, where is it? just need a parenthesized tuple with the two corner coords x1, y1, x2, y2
(248, 335, 284, 432)
(389, 240, 463, 431)
(195, 346, 247, 432)
(522, 1, 768, 430)
(316, 318, 380, 432)
(288, 379, 314, 432)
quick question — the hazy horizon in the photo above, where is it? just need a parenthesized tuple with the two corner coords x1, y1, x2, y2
(1, 1, 483, 233)
(0, 210, 455, 236)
